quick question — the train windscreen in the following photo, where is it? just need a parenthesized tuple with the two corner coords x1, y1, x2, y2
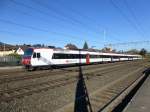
(24, 48, 33, 56)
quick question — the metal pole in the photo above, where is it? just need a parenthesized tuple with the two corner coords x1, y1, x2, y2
(103, 30, 106, 47)
(3, 43, 5, 62)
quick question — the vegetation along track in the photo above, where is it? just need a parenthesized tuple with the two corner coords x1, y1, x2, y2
(0, 62, 142, 102)
(0, 61, 136, 84)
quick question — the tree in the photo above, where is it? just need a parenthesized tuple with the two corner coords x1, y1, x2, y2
(83, 41, 88, 49)
(8, 53, 22, 60)
(33, 44, 41, 47)
(126, 49, 139, 54)
(65, 43, 78, 50)
(101, 47, 112, 53)
(112, 49, 116, 53)
(139, 48, 147, 57)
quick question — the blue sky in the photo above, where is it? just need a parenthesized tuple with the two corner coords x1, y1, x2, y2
(0, 0, 150, 50)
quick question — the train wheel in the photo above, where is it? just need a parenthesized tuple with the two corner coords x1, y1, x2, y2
(26, 66, 35, 71)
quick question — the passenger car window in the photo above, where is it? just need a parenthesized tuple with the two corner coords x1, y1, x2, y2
(37, 53, 41, 58)
(33, 53, 36, 58)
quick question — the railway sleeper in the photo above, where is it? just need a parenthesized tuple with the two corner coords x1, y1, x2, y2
(101, 90, 118, 96)
(104, 89, 119, 95)
(95, 94, 113, 101)
(90, 100, 104, 111)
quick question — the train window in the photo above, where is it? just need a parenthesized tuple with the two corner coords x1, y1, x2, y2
(82, 54, 86, 58)
(75, 54, 78, 59)
(63, 54, 67, 59)
(113, 56, 119, 59)
(66, 54, 70, 59)
(53, 53, 75, 59)
(90, 55, 97, 58)
(57, 53, 64, 59)
(90, 55, 93, 58)
(33, 53, 36, 58)
(68, 54, 71, 59)
(102, 55, 105, 58)
(52, 53, 93, 59)
(72, 54, 77, 59)
(101, 55, 104, 58)
(78, 54, 82, 59)
(24, 48, 33, 56)
(37, 53, 41, 58)
(96, 55, 100, 58)
(52, 54, 55, 59)
(103, 55, 110, 58)
(98, 55, 102, 58)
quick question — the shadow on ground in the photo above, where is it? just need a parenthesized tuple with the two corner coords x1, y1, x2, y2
(74, 50, 93, 112)
(112, 68, 150, 112)
(74, 65, 93, 112)
(143, 67, 150, 75)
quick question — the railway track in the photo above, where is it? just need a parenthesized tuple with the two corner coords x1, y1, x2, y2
(0, 76, 77, 102)
(0, 64, 129, 102)
(0, 62, 142, 103)
(55, 67, 146, 112)
(0, 62, 141, 94)
(0, 61, 148, 112)
(0, 61, 134, 84)
(0, 60, 145, 78)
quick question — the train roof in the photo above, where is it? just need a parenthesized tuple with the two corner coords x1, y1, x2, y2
(26, 47, 141, 57)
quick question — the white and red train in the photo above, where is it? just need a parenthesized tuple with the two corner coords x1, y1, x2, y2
(22, 47, 142, 70)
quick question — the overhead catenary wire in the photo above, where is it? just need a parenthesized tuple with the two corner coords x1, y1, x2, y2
(5, 5, 95, 37)
(110, 0, 145, 39)
(0, 18, 84, 40)
(104, 41, 150, 48)
(31, 0, 108, 36)
(9, 0, 70, 24)
(10, 0, 102, 36)
(6, 0, 116, 47)
(123, 0, 147, 38)
(3, 0, 144, 48)
(54, 0, 122, 42)
(0, 30, 84, 46)
(8, 0, 122, 43)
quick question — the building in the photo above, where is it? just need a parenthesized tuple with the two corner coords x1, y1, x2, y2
(0, 50, 15, 56)
(16, 47, 24, 55)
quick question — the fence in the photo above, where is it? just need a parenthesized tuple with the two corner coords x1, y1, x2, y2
(0, 56, 22, 66)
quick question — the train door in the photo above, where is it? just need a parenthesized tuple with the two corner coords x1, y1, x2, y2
(32, 52, 41, 66)
(86, 54, 90, 64)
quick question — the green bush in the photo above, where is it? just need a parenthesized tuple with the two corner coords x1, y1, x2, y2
(8, 53, 22, 60)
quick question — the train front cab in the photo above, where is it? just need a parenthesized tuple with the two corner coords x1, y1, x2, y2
(22, 48, 42, 71)
(22, 48, 34, 70)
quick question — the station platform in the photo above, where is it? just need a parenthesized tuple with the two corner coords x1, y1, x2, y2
(124, 74, 150, 112)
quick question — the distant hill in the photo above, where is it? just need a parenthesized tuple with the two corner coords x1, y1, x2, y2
(0, 42, 16, 51)
(0, 42, 7, 45)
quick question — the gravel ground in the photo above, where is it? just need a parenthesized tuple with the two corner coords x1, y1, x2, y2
(0, 62, 127, 91)
(0, 60, 148, 112)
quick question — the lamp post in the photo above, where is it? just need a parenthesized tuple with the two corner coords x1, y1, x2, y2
(3, 43, 6, 62)
(3, 43, 5, 56)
